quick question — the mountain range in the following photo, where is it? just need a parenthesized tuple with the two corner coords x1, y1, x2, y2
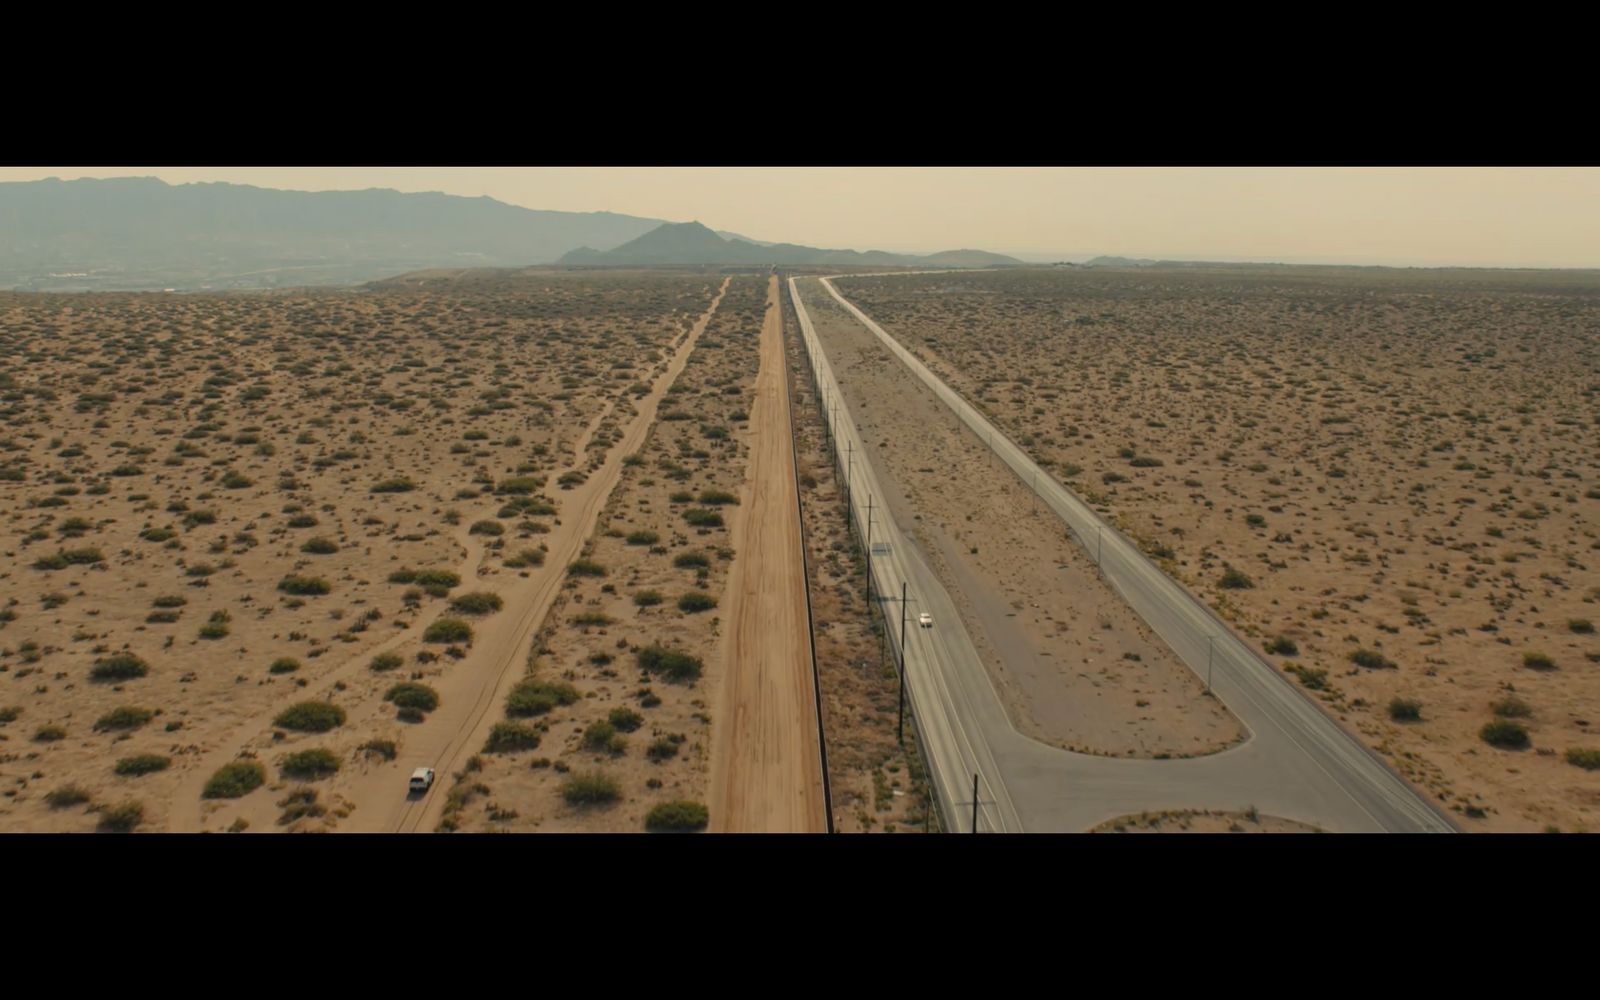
(559, 221, 1022, 269)
(0, 177, 1019, 291)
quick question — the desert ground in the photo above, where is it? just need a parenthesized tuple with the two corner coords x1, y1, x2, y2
(433, 275, 762, 832)
(796, 278, 1245, 761)
(832, 266, 1600, 832)
(0, 271, 732, 832)
(707, 277, 826, 831)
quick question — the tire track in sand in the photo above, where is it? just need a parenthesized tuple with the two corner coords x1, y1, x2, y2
(709, 276, 827, 832)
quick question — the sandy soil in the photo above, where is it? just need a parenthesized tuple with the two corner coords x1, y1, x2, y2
(782, 283, 936, 833)
(445, 275, 768, 832)
(798, 279, 1244, 759)
(708, 277, 827, 831)
(0, 272, 722, 832)
(1091, 808, 1322, 833)
(835, 266, 1600, 831)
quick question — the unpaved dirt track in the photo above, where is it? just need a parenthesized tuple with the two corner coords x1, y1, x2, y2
(709, 276, 827, 833)
(168, 279, 729, 833)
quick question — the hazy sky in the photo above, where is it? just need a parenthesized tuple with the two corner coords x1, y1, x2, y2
(5, 167, 1598, 268)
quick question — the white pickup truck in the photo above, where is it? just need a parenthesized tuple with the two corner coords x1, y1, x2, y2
(918, 612, 933, 629)
(409, 767, 435, 794)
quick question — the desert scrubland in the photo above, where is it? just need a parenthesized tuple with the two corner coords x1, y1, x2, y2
(0, 271, 725, 831)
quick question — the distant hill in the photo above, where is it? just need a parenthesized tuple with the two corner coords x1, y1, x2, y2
(0, 177, 671, 290)
(560, 221, 1023, 269)
(1084, 255, 1163, 267)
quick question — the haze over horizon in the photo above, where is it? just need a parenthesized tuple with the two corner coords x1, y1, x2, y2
(4, 167, 1598, 270)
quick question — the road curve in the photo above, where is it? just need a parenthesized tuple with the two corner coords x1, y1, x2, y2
(792, 275, 1456, 833)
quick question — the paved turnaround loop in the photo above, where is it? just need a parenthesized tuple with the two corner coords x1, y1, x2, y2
(793, 275, 1456, 833)
(709, 276, 828, 832)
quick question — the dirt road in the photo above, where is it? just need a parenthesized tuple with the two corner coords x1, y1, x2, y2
(168, 279, 729, 833)
(709, 276, 828, 832)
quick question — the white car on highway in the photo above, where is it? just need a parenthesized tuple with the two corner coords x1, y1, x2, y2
(918, 612, 933, 629)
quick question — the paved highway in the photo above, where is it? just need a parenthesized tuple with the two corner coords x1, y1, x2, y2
(792, 276, 1457, 833)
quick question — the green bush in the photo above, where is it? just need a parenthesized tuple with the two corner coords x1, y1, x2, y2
(269, 657, 300, 675)
(608, 707, 644, 732)
(371, 477, 416, 493)
(504, 548, 545, 568)
(280, 748, 341, 780)
(1492, 697, 1532, 719)
(152, 595, 187, 608)
(567, 559, 607, 577)
(203, 760, 267, 798)
(484, 721, 541, 753)
(560, 770, 621, 805)
(1349, 648, 1396, 670)
(301, 536, 339, 554)
(35, 547, 104, 570)
(94, 706, 154, 731)
(273, 701, 346, 733)
(1481, 719, 1531, 750)
(506, 679, 580, 717)
(0, 706, 18, 725)
(582, 721, 626, 754)
(646, 736, 681, 761)
(1388, 698, 1423, 722)
(1570, 619, 1596, 635)
(677, 592, 718, 613)
(1565, 748, 1600, 771)
(359, 739, 398, 761)
(673, 551, 710, 569)
(1264, 636, 1298, 656)
(638, 643, 703, 684)
(496, 476, 545, 495)
(34, 725, 68, 742)
(46, 784, 92, 808)
(683, 508, 723, 528)
(696, 489, 739, 506)
(1218, 566, 1254, 590)
(634, 589, 665, 607)
(469, 520, 505, 536)
(278, 575, 331, 596)
(645, 800, 709, 832)
(91, 653, 149, 682)
(98, 801, 144, 833)
(449, 592, 504, 615)
(287, 514, 319, 528)
(1285, 664, 1328, 690)
(370, 652, 403, 672)
(386, 682, 440, 712)
(423, 618, 473, 644)
(140, 527, 176, 542)
(114, 754, 171, 777)
(414, 569, 461, 589)
(626, 530, 660, 546)
(1522, 651, 1557, 671)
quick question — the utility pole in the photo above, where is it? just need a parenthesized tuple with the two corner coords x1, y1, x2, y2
(897, 580, 908, 744)
(972, 773, 980, 834)
(846, 439, 853, 514)
(865, 495, 874, 604)
(1207, 635, 1214, 694)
